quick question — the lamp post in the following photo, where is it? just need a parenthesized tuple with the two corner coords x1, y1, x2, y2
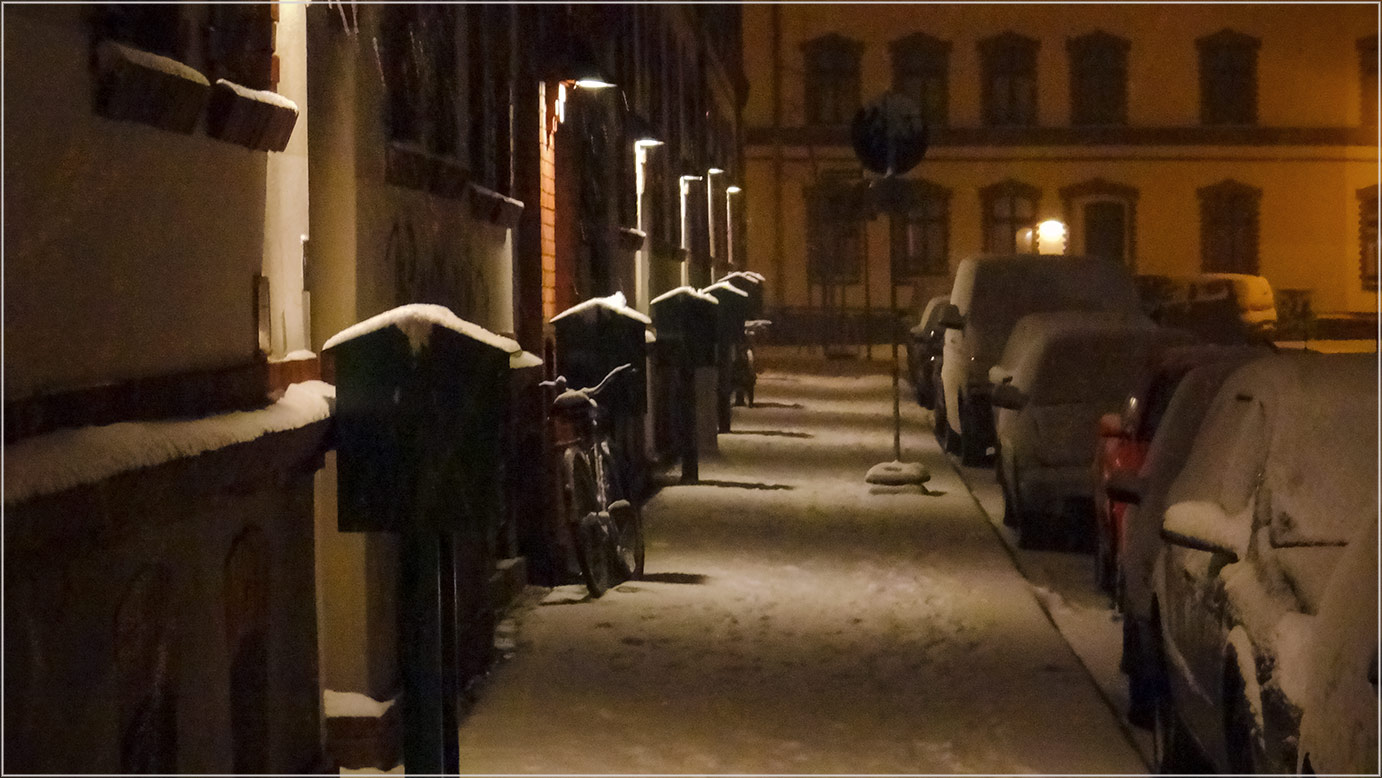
(725, 185, 742, 272)
(679, 174, 703, 287)
(706, 167, 724, 279)
(633, 137, 663, 312)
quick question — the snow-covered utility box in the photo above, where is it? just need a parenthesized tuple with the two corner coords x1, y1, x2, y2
(703, 281, 751, 345)
(651, 286, 719, 368)
(550, 292, 651, 416)
(721, 271, 766, 320)
(324, 305, 513, 534)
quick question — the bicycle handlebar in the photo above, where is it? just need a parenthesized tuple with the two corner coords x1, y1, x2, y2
(540, 363, 634, 403)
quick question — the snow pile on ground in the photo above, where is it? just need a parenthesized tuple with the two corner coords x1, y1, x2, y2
(4, 381, 334, 505)
(323, 303, 519, 355)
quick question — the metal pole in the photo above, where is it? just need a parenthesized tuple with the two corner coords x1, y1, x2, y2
(399, 532, 447, 775)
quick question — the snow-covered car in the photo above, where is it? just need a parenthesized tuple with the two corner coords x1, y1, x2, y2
(935, 254, 1146, 466)
(987, 311, 1192, 548)
(1110, 352, 1264, 728)
(1296, 513, 1378, 775)
(1151, 272, 1277, 344)
(1093, 344, 1267, 595)
(1149, 352, 1378, 774)
(906, 294, 948, 409)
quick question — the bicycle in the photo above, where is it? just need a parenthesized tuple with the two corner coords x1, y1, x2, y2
(542, 364, 646, 598)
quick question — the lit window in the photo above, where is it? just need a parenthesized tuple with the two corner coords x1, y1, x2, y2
(979, 33, 1039, 127)
(802, 34, 863, 126)
(1197, 29, 1259, 126)
(890, 33, 950, 127)
(1198, 179, 1261, 274)
(1068, 31, 1129, 126)
(980, 179, 1040, 253)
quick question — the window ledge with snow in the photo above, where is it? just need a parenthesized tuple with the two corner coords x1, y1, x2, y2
(385, 142, 469, 199)
(206, 79, 299, 152)
(466, 183, 525, 228)
(93, 40, 209, 134)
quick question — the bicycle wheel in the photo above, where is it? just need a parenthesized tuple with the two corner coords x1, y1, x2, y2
(561, 448, 609, 598)
(598, 442, 645, 580)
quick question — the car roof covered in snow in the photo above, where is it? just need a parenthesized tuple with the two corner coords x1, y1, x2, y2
(949, 255, 1145, 365)
(1167, 352, 1378, 546)
(994, 311, 1186, 404)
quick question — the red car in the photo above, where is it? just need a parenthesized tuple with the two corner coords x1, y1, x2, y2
(1092, 344, 1266, 595)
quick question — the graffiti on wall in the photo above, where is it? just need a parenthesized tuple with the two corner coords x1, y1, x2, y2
(388, 212, 492, 325)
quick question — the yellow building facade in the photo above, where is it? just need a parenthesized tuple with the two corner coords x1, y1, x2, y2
(743, 4, 1379, 335)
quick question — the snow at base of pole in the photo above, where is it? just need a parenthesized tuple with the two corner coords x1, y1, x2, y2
(323, 689, 396, 719)
(4, 381, 335, 505)
(864, 460, 930, 486)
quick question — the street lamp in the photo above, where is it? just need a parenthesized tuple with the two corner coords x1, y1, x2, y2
(633, 136, 663, 312)
(679, 175, 703, 286)
(725, 185, 743, 272)
(706, 168, 724, 279)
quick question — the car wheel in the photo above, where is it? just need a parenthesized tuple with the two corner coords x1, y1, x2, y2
(958, 397, 987, 466)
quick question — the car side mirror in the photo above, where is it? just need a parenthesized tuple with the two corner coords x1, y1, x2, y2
(1105, 471, 1143, 505)
(1159, 500, 1248, 563)
(990, 382, 1027, 410)
(1098, 412, 1125, 439)
(937, 303, 964, 330)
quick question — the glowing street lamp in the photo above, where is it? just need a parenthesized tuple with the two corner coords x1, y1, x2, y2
(633, 135, 664, 311)
(725, 185, 743, 270)
(706, 167, 725, 277)
(679, 175, 703, 286)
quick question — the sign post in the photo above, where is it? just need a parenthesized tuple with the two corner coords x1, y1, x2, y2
(851, 94, 933, 487)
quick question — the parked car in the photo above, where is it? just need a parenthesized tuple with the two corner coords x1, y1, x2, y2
(906, 295, 948, 409)
(1151, 272, 1277, 344)
(936, 254, 1146, 465)
(1296, 513, 1378, 775)
(988, 311, 1191, 548)
(1149, 353, 1378, 773)
(1110, 353, 1265, 728)
(1092, 344, 1267, 595)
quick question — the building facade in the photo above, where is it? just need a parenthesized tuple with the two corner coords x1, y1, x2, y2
(742, 4, 1379, 343)
(4, 3, 745, 771)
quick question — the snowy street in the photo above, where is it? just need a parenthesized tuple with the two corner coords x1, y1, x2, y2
(455, 362, 1149, 774)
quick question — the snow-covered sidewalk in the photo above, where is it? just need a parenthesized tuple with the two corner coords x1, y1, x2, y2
(455, 365, 1148, 774)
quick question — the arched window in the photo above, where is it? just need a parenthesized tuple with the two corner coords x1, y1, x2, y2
(1358, 185, 1378, 291)
(1067, 31, 1130, 126)
(115, 565, 177, 774)
(801, 34, 863, 126)
(890, 33, 951, 127)
(1198, 179, 1261, 274)
(1197, 29, 1260, 126)
(979, 33, 1039, 127)
(889, 179, 952, 277)
(980, 179, 1041, 253)
(225, 528, 270, 774)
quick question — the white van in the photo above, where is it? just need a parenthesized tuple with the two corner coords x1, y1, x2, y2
(936, 255, 1146, 465)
